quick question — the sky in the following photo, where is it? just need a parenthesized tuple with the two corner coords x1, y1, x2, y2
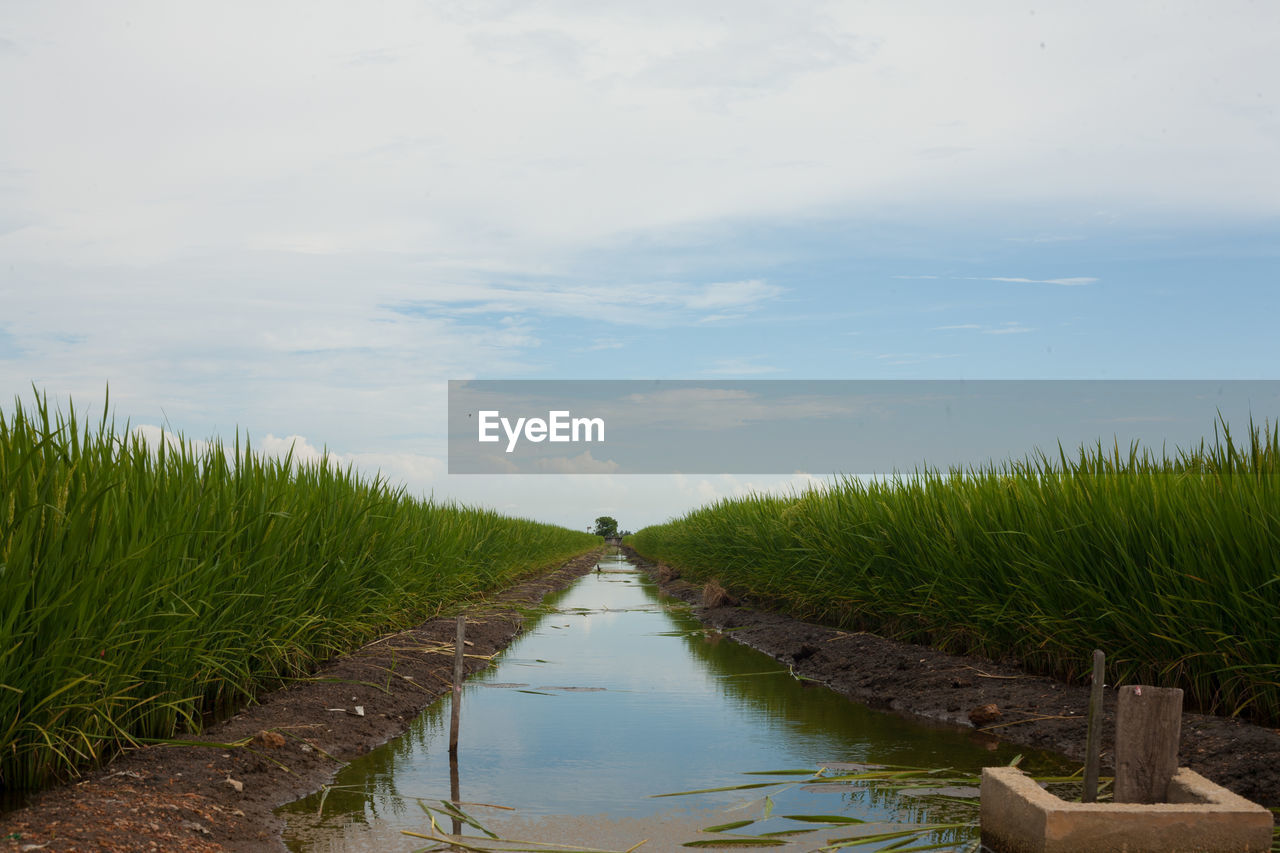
(2, 2, 1278, 531)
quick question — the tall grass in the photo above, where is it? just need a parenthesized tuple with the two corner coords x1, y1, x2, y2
(0, 390, 598, 790)
(632, 420, 1280, 725)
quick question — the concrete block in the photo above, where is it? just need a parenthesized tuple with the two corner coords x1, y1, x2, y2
(980, 766, 1273, 853)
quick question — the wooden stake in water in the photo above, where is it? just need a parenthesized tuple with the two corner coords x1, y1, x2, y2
(1114, 684, 1183, 803)
(449, 615, 465, 755)
(1082, 649, 1105, 803)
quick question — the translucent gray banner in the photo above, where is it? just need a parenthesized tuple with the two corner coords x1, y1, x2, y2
(447, 380, 1280, 475)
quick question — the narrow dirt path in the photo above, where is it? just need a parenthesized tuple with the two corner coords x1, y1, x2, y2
(0, 550, 603, 853)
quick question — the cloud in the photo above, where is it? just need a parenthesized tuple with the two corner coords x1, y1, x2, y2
(580, 338, 625, 351)
(258, 433, 345, 468)
(464, 454, 522, 474)
(389, 279, 783, 328)
(534, 450, 619, 474)
(984, 322, 1035, 335)
(0, 326, 22, 359)
(873, 352, 960, 366)
(469, 28, 586, 74)
(1002, 234, 1085, 244)
(683, 280, 779, 310)
(904, 274, 1096, 287)
(2, 4, 1276, 276)
(915, 146, 972, 160)
(623, 387, 757, 408)
(614, 386, 874, 432)
(636, 19, 873, 96)
(976, 276, 1097, 286)
(934, 321, 1035, 335)
(3, 3, 1278, 534)
(342, 47, 404, 66)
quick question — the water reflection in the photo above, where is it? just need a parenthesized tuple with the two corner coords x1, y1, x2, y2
(280, 557, 1068, 850)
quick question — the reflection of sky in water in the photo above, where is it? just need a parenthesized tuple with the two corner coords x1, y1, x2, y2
(281, 556, 1069, 848)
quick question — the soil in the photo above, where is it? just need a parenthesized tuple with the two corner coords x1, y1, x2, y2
(0, 550, 603, 853)
(5, 546, 1277, 852)
(625, 547, 1280, 812)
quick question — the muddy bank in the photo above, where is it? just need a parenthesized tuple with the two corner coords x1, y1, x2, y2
(626, 548, 1280, 810)
(0, 550, 603, 853)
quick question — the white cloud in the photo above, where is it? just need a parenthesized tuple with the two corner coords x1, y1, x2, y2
(1002, 235, 1085, 244)
(3, 4, 1276, 268)
(978, 276, 1097, 287)
(624, 388, 757, 406)
(258, 433, 345, 468)
(612, 387, 877, 432)
(534, 450, 620, 474)
(906, 274, 1097, 288)
(873, 352, 960, 366)
(391, 279, 783, 328)
(695, 313, 745, 325)
(934, 321, 1035, 336)
(984, 322, 1035, 335)
(580, 338, 625, 351)
(683, 280, 780, 310)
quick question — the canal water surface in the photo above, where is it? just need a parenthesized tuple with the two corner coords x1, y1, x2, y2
(279, 554, 1069, 851)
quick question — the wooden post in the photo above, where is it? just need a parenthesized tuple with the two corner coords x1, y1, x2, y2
(449, 615, 464, 755)
(1114, 685, 1182, 803)
(1082, 650, 1105, 803)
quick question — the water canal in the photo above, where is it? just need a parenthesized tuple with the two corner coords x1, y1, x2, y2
(279, 553, 1071, 851)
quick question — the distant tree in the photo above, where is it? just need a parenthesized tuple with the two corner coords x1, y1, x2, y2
(592, 516, 619, 538)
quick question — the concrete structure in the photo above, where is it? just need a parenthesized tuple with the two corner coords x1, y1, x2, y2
(981, 766, 1273, 853)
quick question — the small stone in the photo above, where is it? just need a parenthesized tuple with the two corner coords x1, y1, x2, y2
(968, 703, 1002, 727)
(251, 730, 286, 749)
(225, 776, 244, 793)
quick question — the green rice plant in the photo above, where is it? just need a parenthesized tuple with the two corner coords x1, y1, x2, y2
(632, 419, 1280, 725)
(0, 388, 598, 791)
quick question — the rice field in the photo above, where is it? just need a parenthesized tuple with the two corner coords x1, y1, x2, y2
(0, 391, 598, 791)
(631, 419, 1280, 726)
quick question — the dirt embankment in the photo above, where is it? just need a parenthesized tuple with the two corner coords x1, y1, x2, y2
(0, 550, 603, 853)
(626, 548, 1280, 810)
